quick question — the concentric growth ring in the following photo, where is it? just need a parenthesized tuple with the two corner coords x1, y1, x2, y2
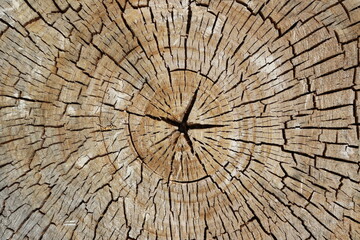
(128, 70, 238, 182)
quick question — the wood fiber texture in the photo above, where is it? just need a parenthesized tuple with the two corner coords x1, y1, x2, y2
(1, 0, 360, 239)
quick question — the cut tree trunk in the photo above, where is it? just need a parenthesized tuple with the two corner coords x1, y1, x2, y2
(0, 0, 360, 239)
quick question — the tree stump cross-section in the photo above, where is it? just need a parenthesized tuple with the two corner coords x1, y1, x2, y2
(0, 0, 360, 239)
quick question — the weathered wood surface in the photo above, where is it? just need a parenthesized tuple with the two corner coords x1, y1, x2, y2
(0, 0, 360, 239)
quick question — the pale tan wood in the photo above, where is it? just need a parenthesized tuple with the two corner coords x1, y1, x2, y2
(1, 0, 360, 239)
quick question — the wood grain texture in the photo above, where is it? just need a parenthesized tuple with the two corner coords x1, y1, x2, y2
(0, 0, 359, 239)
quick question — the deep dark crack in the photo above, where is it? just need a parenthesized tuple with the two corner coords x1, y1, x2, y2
(127, 88, 228, 152)
(188, 123, 228, 129)
(178, 121, 188, 134)
(182, 87, 199, 123)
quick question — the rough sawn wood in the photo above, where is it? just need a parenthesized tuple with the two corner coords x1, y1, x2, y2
(0, 0, 360, 239)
